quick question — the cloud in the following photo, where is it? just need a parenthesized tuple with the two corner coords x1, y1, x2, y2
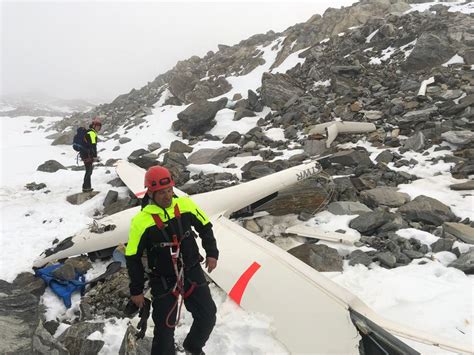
(1, 1, 356, 101)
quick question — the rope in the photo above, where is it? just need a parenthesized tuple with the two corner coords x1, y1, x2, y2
(152, 206, 196, 329)
(311, 170, 335, 215)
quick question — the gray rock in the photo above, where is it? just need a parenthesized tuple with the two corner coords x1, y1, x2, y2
(326, 150, 373, 167)
(103, 190, 119, 208)
(327, 201, 372, 215)
(349, 211, 393, 235)
(176, 98, 228, 137)
(128, 149, 149, 159)
(283, 126, 297, 140)
(169, 140, 193, 153)
(147, 142, 162, 152)
(64, 256, 92, 275)
(398, 107, 437, 124)
(58, 322, 105, 354)
(441, 131, 474, 146)
(463, 49, 474, 65)
(348, 250, 373, 267)
(375, 150, 394, 164)
(443, 222, 474, 244)
(163, 151, 188, 167)
(360, 187, 411, 208)
(303, 140, 328, 157)
(260, 72, 304, 110)
(52, 263, 76, 281)
(12, 273, 46, 298)
(449, 180, 474, 191)
(0, 280, 41, 354)
(449, 249, 474, 274)
(440, 90, 464, 100)
(242, 141, 257, 152)
(403, 131, 425, 152)
(403, 32, 456, 72)
(119, 137, 132, 144)
(247, 89, 263, 112)
(234, 108, 256, 121)
(288, 244, 343, 272)
(402, 249, 425, 259)
(33, 321, 69, 354)
(377, 213, 408, 233)
(242, 163, 276, 181)
(37, 160, 67, 173)
(103, 198, 136, 216)
(398, 195, 458, 226)
(222, 131, 241, 144)
(187, 147, 235, 165)
(430, 238, 454, 253)
(376, 252, 397, 268)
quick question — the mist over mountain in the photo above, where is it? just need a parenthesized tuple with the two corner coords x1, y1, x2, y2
(0, 92, 96, 117)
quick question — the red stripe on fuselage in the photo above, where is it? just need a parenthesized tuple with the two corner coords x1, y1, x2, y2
(229, 262, 261, 305)
(136, 190, 146, 197)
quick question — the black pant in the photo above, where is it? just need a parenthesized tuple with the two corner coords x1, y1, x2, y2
(82, 160, 93, 190)
(150, 265, 216, 355)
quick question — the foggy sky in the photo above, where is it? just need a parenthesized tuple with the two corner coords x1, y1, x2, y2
(1, 1, 356, 103)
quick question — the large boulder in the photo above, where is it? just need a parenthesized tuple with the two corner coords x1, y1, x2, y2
(260, 72, 304, 110)
(443, 222, 474, 244)
(0, 281, 40, 354)
(403, 33, 456, 72)
(349, 211, 395, 235)
(360, 187, 411, 208)
(57, 322, 105, 354)
(449, 249, 474, 274)
(187, 147, 236, 165)
(176, 98, 228, 137)
(37, 160, 67, 173)
(398, 195, 458, 226)
(288, 244, 343, 272)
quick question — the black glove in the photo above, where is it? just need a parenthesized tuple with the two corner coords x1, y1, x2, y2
(136, 298, 151, 340)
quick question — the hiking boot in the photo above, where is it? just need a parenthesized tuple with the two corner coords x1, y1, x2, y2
(82, 188, 93, 193)
(183, 348, 205, 355)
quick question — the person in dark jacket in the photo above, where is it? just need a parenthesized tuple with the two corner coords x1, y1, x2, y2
(81, 118, 101, 192)
(126, 165, 218, 355)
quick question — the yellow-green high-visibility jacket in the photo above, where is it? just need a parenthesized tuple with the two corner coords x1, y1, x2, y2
(81, 128, 98, 160)
(125, 196, 218, 296)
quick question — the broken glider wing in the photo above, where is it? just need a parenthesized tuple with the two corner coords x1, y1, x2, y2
(33, 207, 139, 268)
(33, 160, 322, 267)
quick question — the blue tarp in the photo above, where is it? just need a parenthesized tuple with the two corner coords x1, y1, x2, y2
(35, 263, 86, 308)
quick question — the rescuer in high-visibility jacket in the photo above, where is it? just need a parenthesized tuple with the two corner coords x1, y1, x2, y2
(81, 117, 101, 192)
(125, 165, 218, 355)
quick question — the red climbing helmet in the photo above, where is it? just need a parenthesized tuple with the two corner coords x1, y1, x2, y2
(144, 165, 175, 193)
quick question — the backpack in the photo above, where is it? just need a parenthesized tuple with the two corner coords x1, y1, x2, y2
(72, 127, 88, 153)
